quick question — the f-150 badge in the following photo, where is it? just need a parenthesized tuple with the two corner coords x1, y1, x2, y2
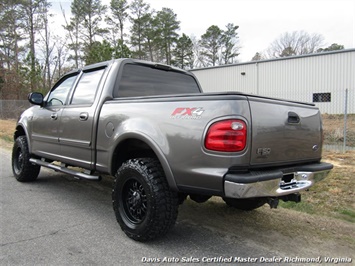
(171, 107, 205, 119)
(256, 148, 271, 156)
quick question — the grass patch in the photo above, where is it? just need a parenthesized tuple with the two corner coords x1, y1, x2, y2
(279, 201, 315, 214)
(1, 135, 13, 142)
(322, 114, 355, 147)
(279, 150, 355, 223)
(336, 209, 355, 223)
(0, 119, 15, 149)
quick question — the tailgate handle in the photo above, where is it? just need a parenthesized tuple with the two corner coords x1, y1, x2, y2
(288, 112, 300, 124)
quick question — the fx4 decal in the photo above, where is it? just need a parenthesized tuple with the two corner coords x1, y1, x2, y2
(171, 107, 205, 119)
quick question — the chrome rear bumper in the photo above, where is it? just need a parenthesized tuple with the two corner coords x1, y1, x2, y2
(224, 162, 333, 199)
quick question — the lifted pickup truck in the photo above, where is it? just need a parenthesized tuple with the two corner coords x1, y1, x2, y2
(12, 58, 333, 241)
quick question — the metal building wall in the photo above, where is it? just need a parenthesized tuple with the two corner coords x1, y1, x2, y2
(191, 49, 355, 114)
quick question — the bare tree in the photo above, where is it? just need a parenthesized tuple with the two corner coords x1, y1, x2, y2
(53, 36, 69, 80)
(38, 5, 55, 91)
(267, 31, 324, 58)
(190, 35, 206, 68)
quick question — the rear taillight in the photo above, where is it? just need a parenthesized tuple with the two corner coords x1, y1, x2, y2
(205, 119, 247, 152)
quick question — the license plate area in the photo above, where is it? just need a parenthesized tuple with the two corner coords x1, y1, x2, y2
(280, 173, 297, 190)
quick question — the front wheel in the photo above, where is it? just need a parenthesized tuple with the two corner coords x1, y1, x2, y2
(112, 158, 178, 241)
(12, 136, 40, 182)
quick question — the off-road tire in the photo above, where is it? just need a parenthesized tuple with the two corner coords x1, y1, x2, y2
(12, 136, 40, 182)
(223, 197, 266, 211)
(112, 158, 178, 241)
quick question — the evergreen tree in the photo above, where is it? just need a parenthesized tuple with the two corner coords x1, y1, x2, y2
(0, 0, 24, 71)
(317, 43, 344, 52)
(113, 39, 132, 58)
(200, 25, 223, 67)
(130, 0, 151, 59)
(141, 12, 157, 61)
(172, 34, 194, 69)
(154, 8, 180, 65)
(0, 0, 25, 99)
(106, 0, 129, 56)
(70, 0, 107, 65)
(85, 40, 113, 64)
(62, 2, 82, 68)
(221, 23, 239, 64)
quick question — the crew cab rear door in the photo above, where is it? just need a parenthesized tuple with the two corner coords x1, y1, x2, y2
(58, 67, 107, 169)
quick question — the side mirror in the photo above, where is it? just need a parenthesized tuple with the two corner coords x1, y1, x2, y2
(28, 92, 44, 106)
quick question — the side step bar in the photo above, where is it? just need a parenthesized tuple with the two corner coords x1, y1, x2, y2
(29, 158, 101, 181)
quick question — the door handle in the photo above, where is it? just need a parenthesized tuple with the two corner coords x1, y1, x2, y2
(50, 113, 58, 120)
(79, 112, 89, 121)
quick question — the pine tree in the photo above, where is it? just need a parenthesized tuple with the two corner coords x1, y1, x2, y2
(130, 0, 150, 59)
(69, 0, 107, 65)
(0, 0, 25, 99)
(221, 23, 239, 64)
(154, 8, 180, 65)
(106, 0, 129, 53)
(172, 34, 194, 69)
(200, 25, 223, 67)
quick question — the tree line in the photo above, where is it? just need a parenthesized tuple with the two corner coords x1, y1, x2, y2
(0, 0, 344, 100)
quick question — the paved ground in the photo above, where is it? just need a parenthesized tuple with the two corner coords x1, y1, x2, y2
(1, 147, 354, 265)
(0, 147, 278, 265)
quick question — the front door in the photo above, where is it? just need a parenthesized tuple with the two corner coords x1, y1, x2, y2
(31, 75, 78, 160)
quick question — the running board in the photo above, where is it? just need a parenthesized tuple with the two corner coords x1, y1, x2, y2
(29, 158, 101, 181)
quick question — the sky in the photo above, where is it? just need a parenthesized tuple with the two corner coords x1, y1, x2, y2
(50, 0, 355, 62)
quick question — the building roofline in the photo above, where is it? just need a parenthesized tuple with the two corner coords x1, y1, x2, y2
(190, 48, 355, 72)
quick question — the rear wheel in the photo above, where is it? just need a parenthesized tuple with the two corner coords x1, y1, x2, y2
(112, 158, 178, 241)
(223, 197, 266, 211)
(12, 136, 40, 182)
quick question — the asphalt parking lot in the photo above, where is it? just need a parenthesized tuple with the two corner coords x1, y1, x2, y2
(2, 146, 354, 265)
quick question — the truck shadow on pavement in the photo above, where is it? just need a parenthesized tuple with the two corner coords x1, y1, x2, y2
(24, 171, 277, 243)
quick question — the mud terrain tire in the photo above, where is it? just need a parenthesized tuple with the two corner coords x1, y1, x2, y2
(112, 158, 178, 241)
(12, 136, 40, 182)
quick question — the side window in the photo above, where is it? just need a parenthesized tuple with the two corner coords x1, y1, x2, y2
(71, 68, 105, 105)
(47, 75, 77, 106)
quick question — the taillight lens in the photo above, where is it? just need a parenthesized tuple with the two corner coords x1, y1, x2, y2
(205, 119, 247, 152)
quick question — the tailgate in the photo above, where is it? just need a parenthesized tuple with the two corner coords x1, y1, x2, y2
(248, 96, 323, 166)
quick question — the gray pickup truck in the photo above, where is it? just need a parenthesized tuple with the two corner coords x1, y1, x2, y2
(12, 58, 333, 241)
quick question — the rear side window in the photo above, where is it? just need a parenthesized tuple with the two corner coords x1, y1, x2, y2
(71, 68, 105, 105)
(116, 64, 200, 97)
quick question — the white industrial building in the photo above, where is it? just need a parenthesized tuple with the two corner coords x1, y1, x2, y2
(191, 49, 355, 114)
